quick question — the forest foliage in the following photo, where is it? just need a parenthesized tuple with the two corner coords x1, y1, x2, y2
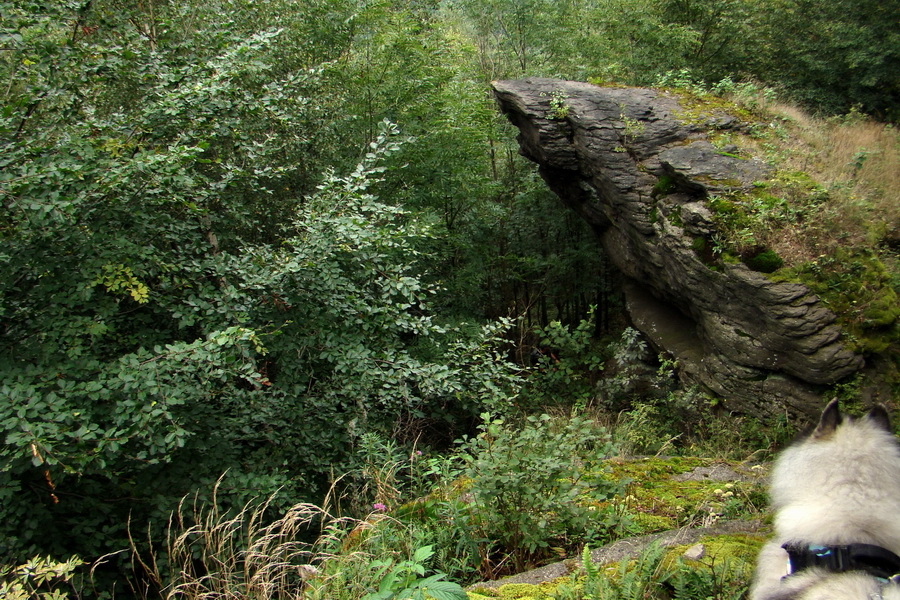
(1, 0, 897, 597)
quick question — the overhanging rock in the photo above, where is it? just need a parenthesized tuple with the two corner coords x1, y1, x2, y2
(492, 78, 864, 418)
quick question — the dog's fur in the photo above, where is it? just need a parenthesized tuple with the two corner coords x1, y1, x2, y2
(750, 399, 900, 599)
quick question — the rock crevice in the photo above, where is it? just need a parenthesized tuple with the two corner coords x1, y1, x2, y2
(492, 78, 864, 417)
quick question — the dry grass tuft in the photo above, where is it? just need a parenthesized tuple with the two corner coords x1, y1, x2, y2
(128, 479, 416, 600)
(724, 90, 898, 263)
(765, 104, 897, 257)
(130, 488, 318, 599)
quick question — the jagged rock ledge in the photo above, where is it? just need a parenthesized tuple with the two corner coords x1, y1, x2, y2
(492, 78, 863, 418)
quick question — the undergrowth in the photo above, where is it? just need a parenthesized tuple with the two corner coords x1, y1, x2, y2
(8, 400, 777, 600)
(551, 536, 758, 600)
(127, 482, 468, 600)
(2, 327, 791, 600)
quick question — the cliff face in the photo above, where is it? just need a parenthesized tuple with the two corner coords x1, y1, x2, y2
(492, 78, 864, 417)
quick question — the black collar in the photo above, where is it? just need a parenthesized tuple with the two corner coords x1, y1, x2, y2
(783, 543, 900, 582)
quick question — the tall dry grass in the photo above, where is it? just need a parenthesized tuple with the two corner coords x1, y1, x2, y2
(791, 111, 897, 240)
(128, 481, 418, 600)
(735, 94, 898, 263)
(130, 491, 316, 599)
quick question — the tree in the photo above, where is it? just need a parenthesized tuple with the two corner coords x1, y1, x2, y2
(656, 0, 754, 78)
(749, 0, 900, 118)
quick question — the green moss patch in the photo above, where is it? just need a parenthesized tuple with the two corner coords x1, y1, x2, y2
(586, 457, 766, 535)
(652, 175, 677, 198)
(771, 249, 900, 356)
(670, 533, 765, 567)
(662, 89, 758, 129)
(743, 248, 784, 273)
(467, 579, 571, 599)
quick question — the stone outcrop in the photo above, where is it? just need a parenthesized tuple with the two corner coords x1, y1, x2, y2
(492, 78, 864, 418)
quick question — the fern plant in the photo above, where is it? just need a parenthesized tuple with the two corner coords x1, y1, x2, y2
(670, 554, 752, 600)
(600, 543, 671, 600)
(554, 542, 752, 600)
(552, 543, 672, 600)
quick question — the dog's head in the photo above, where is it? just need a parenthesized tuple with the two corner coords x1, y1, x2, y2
(769, 399, 900, 549)
(751, 401, 900, 599)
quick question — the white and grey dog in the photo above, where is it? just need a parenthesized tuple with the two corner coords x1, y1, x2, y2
(751, 399, 900, 599)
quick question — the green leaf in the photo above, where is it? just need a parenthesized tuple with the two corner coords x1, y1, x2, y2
(412, 545, 434, 564)
(418, 579, 467, 600)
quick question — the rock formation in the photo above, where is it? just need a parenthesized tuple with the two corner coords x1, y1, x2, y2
(492, 78, 864, 418)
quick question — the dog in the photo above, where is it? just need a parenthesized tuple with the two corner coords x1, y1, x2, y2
(750, 399, 900, 599)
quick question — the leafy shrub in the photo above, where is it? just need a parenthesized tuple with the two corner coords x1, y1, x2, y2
(520, 311, 608, 409)
(0, 556, 84, 600)
(1, 35, 520, 574)
(458, 412, 621, 573)
(597, 328, 682, 411)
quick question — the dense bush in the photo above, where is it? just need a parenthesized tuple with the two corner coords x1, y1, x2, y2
(458, 412, 622, 573)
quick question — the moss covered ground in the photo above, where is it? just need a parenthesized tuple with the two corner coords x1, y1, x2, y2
(594, 457, 766, 534)
(464, 456, 769, 599)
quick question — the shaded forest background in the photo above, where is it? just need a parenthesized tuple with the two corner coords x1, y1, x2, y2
(1, 0, 898, 596)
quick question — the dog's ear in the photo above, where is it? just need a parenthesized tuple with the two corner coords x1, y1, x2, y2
(813, 398, 842, 438)
(866, 405, 891, 431)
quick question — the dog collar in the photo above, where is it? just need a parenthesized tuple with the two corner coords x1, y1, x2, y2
(783, 543, 900, 582)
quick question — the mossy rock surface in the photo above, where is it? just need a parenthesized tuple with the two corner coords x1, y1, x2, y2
(467, 528, 768, 599)
(771, 249, 900, 357)
(493, 77, 892, 417)
(469, 456, 768, 598)
(588, 457, 766, 534)
(662, 88, 758, 128)
(467, 580, 567, 599)
(670, 532, 765, 569)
